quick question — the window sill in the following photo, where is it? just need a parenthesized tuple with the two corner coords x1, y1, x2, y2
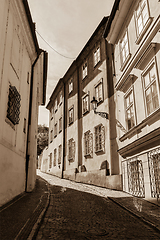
(59, 102, 62, 106)
(83, 110, 89, 116)
(135, 17, 153, 45)
(54, 135, 57, 138)
(84, 153, 93, 158)
(51, 117, 53, 120)
(97, 99, 103, 106)
(82, 75, 88, 81)
(119, 107, 160, 142)
(95, 149, 104, 154)
(5, 118, 15, 130)
(69, 121, 73, 126)
(59, 129, 62, 133)
(68, 158, 74, 162)
(94, 60, 100, 69)
(120, 53, 132, 72)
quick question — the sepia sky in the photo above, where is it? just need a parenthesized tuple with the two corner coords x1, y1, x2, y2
(28, 0, 114, 126)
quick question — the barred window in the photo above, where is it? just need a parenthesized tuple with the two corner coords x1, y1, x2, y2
(7, 85, 21, 125)
(69, 106, 74, 125)
(84, 131, 93, 157)
(54, 148, 57, 166)
(49, 152, 52, 168)
(68, 138, 75, 161)
(82, 62, 87, 79)
(58, 145, 62, 164)
(94, 46, 100, 66)
(82, 94, 89, 114)
(95, 124, 105, 152)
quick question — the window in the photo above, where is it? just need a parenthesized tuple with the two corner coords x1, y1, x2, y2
(50, 129, 53, 142)
(7, 85, 21, 125)
(58, 145, 62, 164)
(82, 93, 89, 114)
(95, 124, 105, 152)
(142, 63, 159, 116)
(125, 90, 135, 130)
(49, 153, 52, 168)
(55, 99, 57, 112)
(59, 90, 62, 105)
(51, 107, 54, 120)
(120, 30, 130, 67)
(68, 138, 75, 161)
(94, 46, 100, 66)
(23, 118, 26, 133)
(82, 62, 87, 79)
(69, 78, 73, 94)
(84, 131, 93, 157)
(27, 72, 29, 84)
(69, 106, 74, 125)
(135, 0, 150, 37)
(95, 80, 103, 103)
(54, 123, 57, 137)
(54, 149, 57, 166)
(59, 117, 62, 132)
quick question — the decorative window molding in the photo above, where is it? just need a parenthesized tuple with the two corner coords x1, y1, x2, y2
(6, 85, 21, 125)
(59, 117, 62, 133)
(82, 93, 90, 115)
(49, 152, 52, 168)
(95, 124, 105, 153)
(54, 148, 57, 166)
(54, 123, 57, 137)
(58, 145, 62, 164)
(82, 61, 88, 79)
(134, 0, 152, 44)
(93, 46, 100, 67)
(69, 78, 73, 94)
(84, 130, 93, 157)
(95, 79, 103, 104)
(68, 106, 74, 125)
(124, 88, 136, 131)
(68, 138, 75, 161)
(142, 59, 160, 116)
(119, 29, 131, 71)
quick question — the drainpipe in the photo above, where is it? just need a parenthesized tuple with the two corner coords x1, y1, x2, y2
(61, 80, 66, 179)
(25, 51, 42, 192)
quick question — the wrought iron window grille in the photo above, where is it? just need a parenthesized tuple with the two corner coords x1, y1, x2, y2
(7, 85, 21, 125)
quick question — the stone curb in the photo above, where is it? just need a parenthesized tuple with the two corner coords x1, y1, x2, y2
(27, 179, 51, 240)
(107, 197, 160, 234)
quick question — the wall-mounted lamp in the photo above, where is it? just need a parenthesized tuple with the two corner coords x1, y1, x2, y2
(91, 97, 108, 119)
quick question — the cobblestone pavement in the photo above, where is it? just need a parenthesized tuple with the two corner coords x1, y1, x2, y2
(0, 176, 48, 240)
(36, 171, 160, 240)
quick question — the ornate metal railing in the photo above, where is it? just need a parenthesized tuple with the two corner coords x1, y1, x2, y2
(148, 147, 160, 198)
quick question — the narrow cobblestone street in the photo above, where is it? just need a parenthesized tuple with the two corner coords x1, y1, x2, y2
(36, 171, 160, 239)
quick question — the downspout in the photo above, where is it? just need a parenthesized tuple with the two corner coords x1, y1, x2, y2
(25, 51, 42, 192)
(61, 80, 66, 179)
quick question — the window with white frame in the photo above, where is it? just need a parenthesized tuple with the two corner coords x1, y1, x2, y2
(95, 124, 105, 152)
(69, 106, 74, 125)
(54, 123, 57, 137)
(125, 90, 135, 130)
(135, 0, 150, 37)
(59, 117, 62, 132)
(49, 152, 52, 168)
(120, 30, 130, 67)
(82, 93, 89, 114)
(84, 130, 93, 156)
(82, 62, 87, 79)
(142, 62, 159, 116)
(95, 80, 103, 103)
(58, 145, 62, 164)
(94, 46, 100, 66)
(68, 138, 75, 161)
(54, 148, 57, 166)
(69, 78, 73, 94)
